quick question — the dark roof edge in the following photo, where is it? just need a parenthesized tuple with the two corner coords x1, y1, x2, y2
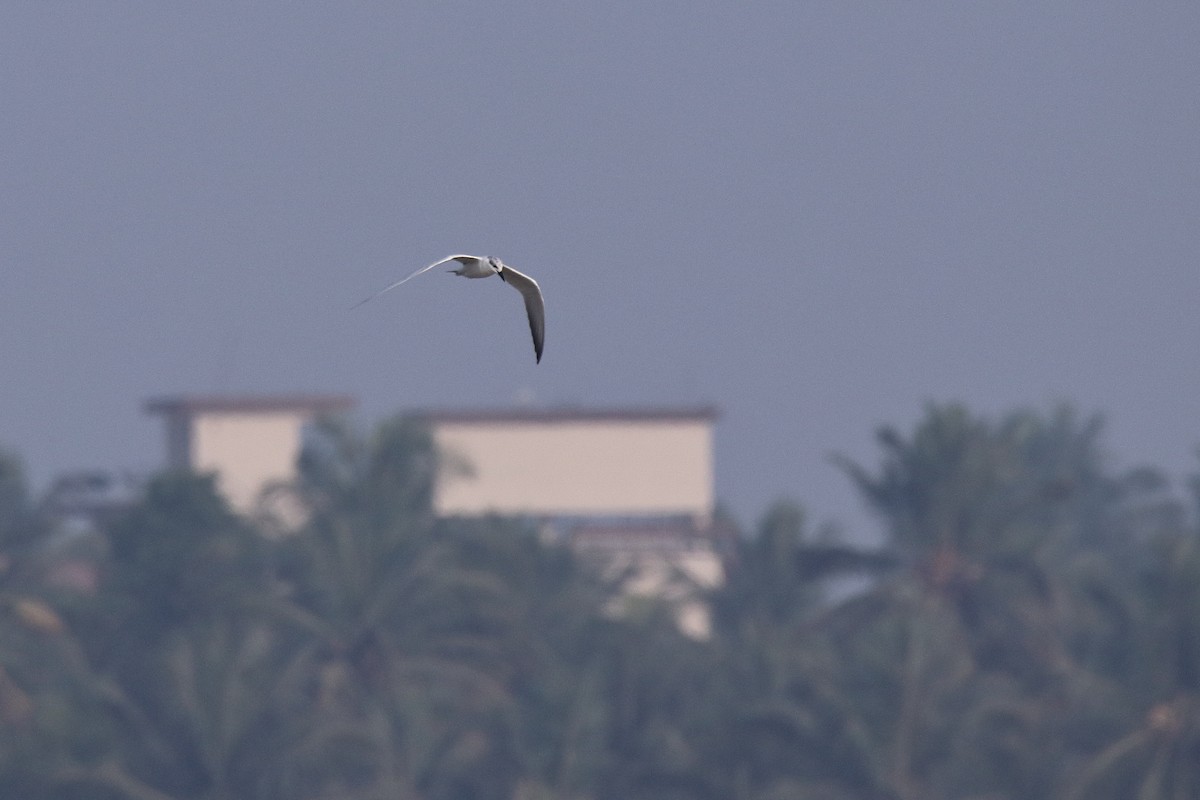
(144, 394, 357, 415)
(416, 406, 719, 425)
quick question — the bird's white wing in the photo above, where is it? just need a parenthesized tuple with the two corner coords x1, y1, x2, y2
(499, 265, 545, 363)
(351, 255, 475, 309)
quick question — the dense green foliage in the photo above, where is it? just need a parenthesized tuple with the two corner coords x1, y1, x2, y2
(0, 405, 1197, 799)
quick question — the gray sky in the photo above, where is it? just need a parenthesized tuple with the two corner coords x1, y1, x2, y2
(2, 3, 1198, 537)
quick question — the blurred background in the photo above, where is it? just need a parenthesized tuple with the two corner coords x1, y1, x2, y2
(1, 3, 1199, 799)
(2, 2, 1197, 534)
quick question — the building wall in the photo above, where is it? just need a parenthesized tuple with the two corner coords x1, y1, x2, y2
(146, 395, 354, 517)
(432, 417, 714, 519)
(190, 412, 305, 513)
(604, 547, 725, 639)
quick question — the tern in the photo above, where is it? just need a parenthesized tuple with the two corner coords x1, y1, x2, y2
(354, 255, 545, 363)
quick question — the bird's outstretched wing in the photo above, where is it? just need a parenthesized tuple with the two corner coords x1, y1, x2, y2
(351, 255, 475, 309)
(499, 265, 545, 363)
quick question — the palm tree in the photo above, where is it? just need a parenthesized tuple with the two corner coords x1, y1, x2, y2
(821, 404, 1153, 799)
(0, 447, 117, 799)
(0, 447, 40, 554)
(692, 503, 897, 800)
(23, 471, 289, 800)
(90, 471, 267, 656)
(49, 615, 301, 800)
(259, 414, 532, 799)
(1060, 510, 1200, 800)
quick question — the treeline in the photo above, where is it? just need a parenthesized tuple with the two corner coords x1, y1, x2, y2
(0, 405, 1197, 799)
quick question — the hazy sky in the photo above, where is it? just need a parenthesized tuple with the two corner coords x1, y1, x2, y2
(3, 3, 1198, 537)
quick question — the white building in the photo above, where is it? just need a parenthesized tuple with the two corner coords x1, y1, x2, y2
(144, 394, 355, 515)
(145, 397, 725, 637)
(424, 407, 716, 522)
(423, 407, 725, 638)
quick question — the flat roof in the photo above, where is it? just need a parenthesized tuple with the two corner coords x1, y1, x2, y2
(416, 406, 718, 425)
(144, 394, 357, 416)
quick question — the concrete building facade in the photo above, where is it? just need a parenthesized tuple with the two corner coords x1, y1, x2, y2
(144, 394, 355, 514)
(424, 407, 716, 523)
(143, 397, 724, 637)
(422, 407, 723, 637)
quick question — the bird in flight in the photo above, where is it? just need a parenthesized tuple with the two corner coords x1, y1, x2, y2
(354, 255, 545, 363)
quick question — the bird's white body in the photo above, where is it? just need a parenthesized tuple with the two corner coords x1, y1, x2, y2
(355, 254, 546, 363)
(450, 257, 498, 279)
